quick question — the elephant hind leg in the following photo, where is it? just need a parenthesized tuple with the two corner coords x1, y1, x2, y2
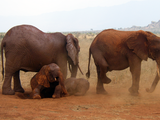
(94, 55, 111, 84)
(93, 54, 110, 94)
(2, 73, 15, 95)
(13, 71, 25, 93)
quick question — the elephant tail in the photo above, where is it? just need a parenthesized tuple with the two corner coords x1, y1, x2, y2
(1, 41, 5, 81)
(86, 48, 91, 78)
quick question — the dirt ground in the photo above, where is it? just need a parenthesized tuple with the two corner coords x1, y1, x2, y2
(0, 77, 160, 120)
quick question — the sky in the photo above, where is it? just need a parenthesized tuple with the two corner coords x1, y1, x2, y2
(1, 0, 144, 16)
(0, 0, 159, 32)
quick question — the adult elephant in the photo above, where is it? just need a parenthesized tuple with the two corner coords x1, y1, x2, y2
(86, 29, 160, 95)
(1, 25, 81, 95)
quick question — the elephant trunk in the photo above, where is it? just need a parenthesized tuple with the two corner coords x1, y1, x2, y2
(58, 72, 68, 95)
(146, 64, 160, 93)
(68, 58, 83, 77)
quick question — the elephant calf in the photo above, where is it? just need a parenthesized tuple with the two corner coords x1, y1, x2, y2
(65, 78, 90, 96)
(30, 63, 68, 99)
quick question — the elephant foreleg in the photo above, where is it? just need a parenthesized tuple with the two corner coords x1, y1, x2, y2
(52, 84, 61, 98)
(57, 59, 67, 79)
(128, 56, 141, 96)
(32, 85, 42, 99)
(13, 71, 25, 93)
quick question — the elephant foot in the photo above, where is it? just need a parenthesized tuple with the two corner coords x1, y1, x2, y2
(96, 88, 108, 94)
(2, 88, 15, 95)
(52, 94, 60, 99)
(33, 94, 41, 99)
(101, 77, 111, 84)
(32, 88, 41, 99)
(128, 87, 139, 96)
(14, 87, 25, 93)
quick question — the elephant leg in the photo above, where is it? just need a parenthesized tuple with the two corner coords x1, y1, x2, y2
(96, 65, 108, 94)
(52, 84, 61, 98)
(13, 71, 25, 93)
(2, 73, 15, 95)
(2, 59, 17, 95)
(128, 56, 141, 96)
(93, 53, 111, 84)
(99, 66, 111, 84)
(32, 85, 42, 99)
(57, 59, 67, 79)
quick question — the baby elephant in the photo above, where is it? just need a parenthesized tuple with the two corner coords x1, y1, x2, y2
(65, 78, 90, 96)
(30, 63, 68, 99)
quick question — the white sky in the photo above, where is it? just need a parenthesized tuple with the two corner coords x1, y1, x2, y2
(1, 0, 144, 16)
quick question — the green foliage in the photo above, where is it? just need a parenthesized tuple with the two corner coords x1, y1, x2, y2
(0, 33, 5, 38)
(0, 33, 5, 41)
(0, 33, 5, 53)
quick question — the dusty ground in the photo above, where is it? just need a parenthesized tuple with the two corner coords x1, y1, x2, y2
(0, 76, 160, 120)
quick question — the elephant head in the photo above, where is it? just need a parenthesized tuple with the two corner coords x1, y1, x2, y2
(34, 63, 68, 95)
(126, 30, 160, 92)
(66, 34, 83, 77)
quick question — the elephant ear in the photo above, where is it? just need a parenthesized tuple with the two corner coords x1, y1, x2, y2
(126, 31, 148, 61)
(66, 34, 78, 65)
(36, 65, 50, 88)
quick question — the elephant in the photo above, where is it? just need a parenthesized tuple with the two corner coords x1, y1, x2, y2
(146, 65, 160, 93)
(30, 63, 68, 99)
(1, 25, 82, 95)
(86, 29, 160, 95)
(64, 77, 90, 96)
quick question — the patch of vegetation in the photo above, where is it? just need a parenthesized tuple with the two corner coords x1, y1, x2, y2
(0, 33, 5, 41)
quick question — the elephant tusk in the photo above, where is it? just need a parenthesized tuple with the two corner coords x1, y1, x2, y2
(78, 64, 83, 75)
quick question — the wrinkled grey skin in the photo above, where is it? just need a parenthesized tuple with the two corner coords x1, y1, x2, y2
(1, 25, 81, 95)
(64, 77, 90, 96)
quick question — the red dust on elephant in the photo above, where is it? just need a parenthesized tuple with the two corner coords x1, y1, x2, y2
(86, 29, 160, 95)
(30, 63, 68, 99)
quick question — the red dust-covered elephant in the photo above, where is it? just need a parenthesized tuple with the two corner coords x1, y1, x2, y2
(1, 25, 81, 95)
(30, 63, 68, 99)
(86, 29, 160, 95)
